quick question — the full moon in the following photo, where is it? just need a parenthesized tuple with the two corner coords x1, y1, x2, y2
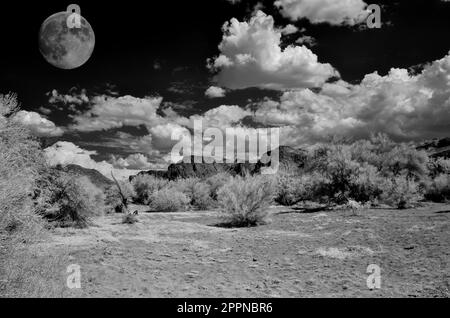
(39, 12, 95, 69)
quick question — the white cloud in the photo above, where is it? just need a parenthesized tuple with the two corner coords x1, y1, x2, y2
(189, 105, 251, 129)
(44, 141, 143, 180)
(70, 95, 164, 132)
(110, 153, 157, 170)
(208, 11, 338, 90)
(148, 123, 191, 152)
(281, 24, 299, 35)
(205, 86, 226, 98)
(49, 89, 89, 105)
(12, 111, 64, 137)
(253, 52, 450, 144)
(274, 0, 370, 26)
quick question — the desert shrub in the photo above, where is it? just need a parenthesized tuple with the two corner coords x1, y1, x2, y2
(170, 177, 199, 198)
(349, 164, 385, 203)
(379, 144, 429, 180)
(38, 174, 106, 228)
(0, 93, 47, 243)
(276, 173, 302, 206)
(424, 174, 450, 203)
(350, 134, 429, 179)
(217, 175, 277, 227)
(306, 144, 362, 203)
(350, 134, 397, 169)
(170, 178, 214, 210)
(192, 182, 215, 210)
(122, 213, 138, 224)
(304, 136, 430, 205)
(0, 110, 45, 237)
(148, 188, 190, 212)
(132, 175, 168, 204)
(428, 158, 450, 178)
(205, 172, 232, 200)
(380, 175, 421, 209)
(275, 172, 315, 206)
(0, 93, 64, 297)
(350, 134, 430, 182)
(105, 180, 136, 213)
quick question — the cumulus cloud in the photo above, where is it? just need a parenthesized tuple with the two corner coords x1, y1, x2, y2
(252, 52, 450, 144)
(109, 153, 156, 170)
(208, 11, 338, 90)
(66, 99, 255, 164)
(12, 111, 64, 137)
(44, 141, 144, 180)
(59, 53, 450, 168)
(70, 95, 164, 132)
(48, 89, 89, 105)
(274, 0, 370, 26)
(205, 86, 226, 98)
(148, 123, 191, 152)
(189, 105, 251, 129)
(281, 24, 299, 35)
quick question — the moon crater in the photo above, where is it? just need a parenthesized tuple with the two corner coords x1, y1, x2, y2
(39, 12, 95, 69)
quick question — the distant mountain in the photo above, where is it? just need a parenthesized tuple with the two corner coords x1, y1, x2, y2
(417, 138, 450, 158)
(55, 164, 114, 189)
(131, 146, 308, 181)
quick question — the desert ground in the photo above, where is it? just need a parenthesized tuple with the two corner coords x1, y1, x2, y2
(33, 203, 449, 298)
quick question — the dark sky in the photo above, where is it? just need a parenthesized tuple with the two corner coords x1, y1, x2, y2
(1, 0, 449, 173)
(1, 0, 449, 110)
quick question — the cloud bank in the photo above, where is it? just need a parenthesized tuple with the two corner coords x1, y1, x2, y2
(253, 53, 450, 144)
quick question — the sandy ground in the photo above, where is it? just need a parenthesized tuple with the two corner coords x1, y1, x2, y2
(34, 203, 450, 298)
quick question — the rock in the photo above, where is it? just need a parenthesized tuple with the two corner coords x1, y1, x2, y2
(130, 146, 308, 181)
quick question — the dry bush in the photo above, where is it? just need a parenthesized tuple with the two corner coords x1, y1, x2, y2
(38, 174, 106, 228)
(205, 172, 233, 200)
(122, 213, 138, 224)
(380, 144, 429, 180)
(304, 136, 430, 205)
(132, 175, 168, 204)
(170, 178, 214, 210)
(380, 175, 421, 209)
(0, 93, 46, 243)
(191, 182, 215, 210)
(217, 175, 277, 227)
(0, 93, 64, 298)
(306, 144, 362, 203)
(350, 164, 385, 203)
(105, 180, 136, 213)
(424, 174, 450, 203)
(0, 122, 45, 237)
(351, 134, 430, 181)
(148, 188, 190, 212)
(275, 172, 312, 206)
(428, 158, 450, 178)
(170, 177, 199, 196)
